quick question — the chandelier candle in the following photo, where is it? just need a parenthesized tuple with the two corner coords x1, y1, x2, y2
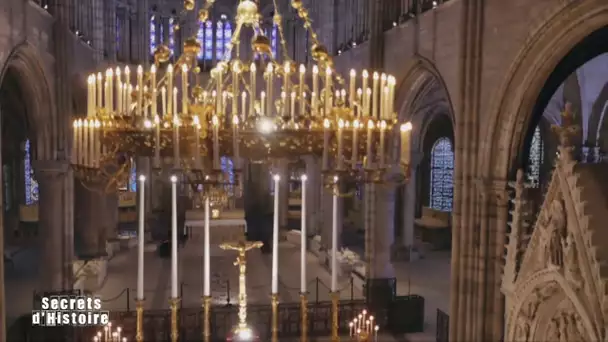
(365, 88, 372, 117)
(181, 64, 189, 117)
(154, 115, 161, 168)
(233, 116, 240, 162)
(379, 121, 387, 168)
(232, 62, 239, 119)
(322, 119, 330, 171)
(260, 91, 266, 116)
(137, 175, 146, 300)
(203, 196, 210, 296)
(167, 64, 174, 117)
(105, 69, 112, 113)
(249, 63, 256, 118)
(241, 92, 247, 121)
(372, 72, 379, 119)
(96, 72, 102, 109)
(366, 121, 374, 168)
(87, 75, 95, 117)
(266, 64, 274, 117)
(337, 120, 344, 170)
(300, 175, 307, 293)
(212, 116, 220, 169)
(312, 65, 319, 115)
(170, 175, 178, 298)
(290, 92, 296, 120)
(161, 86, 167, 115)
(324, 66, 332, 116)
(299, 65, 306, 116)
(137, 65, 144, 116)
(272, 174, 280, 294)
(352, 120, 360, 168)
(400, 122, 413, 165)
(173, 87, 180, 169)
(349, 69, 356, 109)
(362, 70, 369, 114)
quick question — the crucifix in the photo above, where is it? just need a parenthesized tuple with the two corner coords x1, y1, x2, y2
(219, 240, 264, 335)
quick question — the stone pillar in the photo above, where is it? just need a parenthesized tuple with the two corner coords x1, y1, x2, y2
(304, 156, 321, 235)
(37, 162, 72, 291)
(365, 182, 396, 309)
(277, 160, 289, 230)
(137, 0, 149, 62)
(104, 0, 117, 62)
(92, 0, 105, 62)
(368, 0, 384, 68)
(104, 194, 119, 241)
(400, 152, 423, 260)
(74, 183, 102, 258)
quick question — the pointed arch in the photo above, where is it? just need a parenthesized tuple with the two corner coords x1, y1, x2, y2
(0, 42, 54, 161)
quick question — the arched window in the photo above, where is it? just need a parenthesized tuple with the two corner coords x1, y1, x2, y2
(129, 161, 137, 192)
(203, 21, 213, 60)
(527, 126, 544, 188)
(221, 156, 234, 196)
(24, 139, 39, 205)
(430, 137, 454, 212)
(149, 15, 157, 56)
(168, 17, 176, 56)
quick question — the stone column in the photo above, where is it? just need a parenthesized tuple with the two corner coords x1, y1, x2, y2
(37, 162, 71, 291)
(304, 156, 321, 235)
(277, 160, 289, 230)
(400, 152, 423, 260)
(92, 0, 105, 62)
(104, 194, 119, 241)
(368, 0, 384, 68)
(104, 0, 117, 62)
(137, 0, 149, 62)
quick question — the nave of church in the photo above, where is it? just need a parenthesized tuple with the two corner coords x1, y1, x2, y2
(1, 0, 608, 341)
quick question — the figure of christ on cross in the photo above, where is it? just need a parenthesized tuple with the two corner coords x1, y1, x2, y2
(220, 240, 264, 341)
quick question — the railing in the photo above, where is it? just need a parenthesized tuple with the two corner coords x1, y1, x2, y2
(436, 309, 449, 342)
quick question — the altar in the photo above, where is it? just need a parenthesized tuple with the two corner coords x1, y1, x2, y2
(184, 209, 247, 244)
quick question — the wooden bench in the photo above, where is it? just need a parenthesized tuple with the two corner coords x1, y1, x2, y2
(415, 207, 451, 250)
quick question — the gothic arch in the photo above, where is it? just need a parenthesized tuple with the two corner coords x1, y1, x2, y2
(0, 42, 54, 161)
(394, 55, 455, 153)
(482, 0, 608, 180)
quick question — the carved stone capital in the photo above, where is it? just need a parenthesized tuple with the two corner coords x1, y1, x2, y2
(33, 160, 69, 179)
(475, 177, 510, 205)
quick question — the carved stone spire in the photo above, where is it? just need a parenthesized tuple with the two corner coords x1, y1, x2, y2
(503, 169, 525, 293)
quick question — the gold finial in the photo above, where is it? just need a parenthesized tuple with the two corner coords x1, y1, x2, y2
(184, 0, 195, 11)
(198, 9, 209, 22)
(551, 102, 580, 148)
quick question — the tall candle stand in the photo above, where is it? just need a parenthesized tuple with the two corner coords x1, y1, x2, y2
(271, 293, 279, 342)
(300, 292, 308, 342)
(169, 297, 180, 342)
(135, 299, 144, 342)
(202, 295, 211, 342)
(331, 291, 340, 341)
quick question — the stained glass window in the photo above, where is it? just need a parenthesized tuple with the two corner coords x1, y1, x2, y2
(271, 24, 278, 57)
(169, 18, 176, 56)
(527, 126, 544, 188)
(430, 137, 453, 212)
(24, 139, 39, 205)
(3, 165, 11, 210)
(197, 21, 205, 60)
(215, 21, 224, 60)
(223, 21, 232, 58)
(150, 15, 156, 56)
(204, 21, 213, 60)
(129, 161, 137, 192)
(221, 156, 234, 195)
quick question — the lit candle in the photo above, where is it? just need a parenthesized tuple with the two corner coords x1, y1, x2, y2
(380, 73, 387, 116)
(352, 120, 359, 168)
(374, 325, 379, 341)
(83, 120, 89, 166)
(193, 116, 202, 169)
(154, 115, 161, 168)
(300, 175, 307, 293)
(232, 61, 240, 120)
(222, 91, 228, 117)
(260, 91, 266, 116)
(170, 175, 178, 298)
(322, 119, 330, 171)
(388, 76, 396, 118)
(105, 69, 113, 112)
(400, 122, 412, 165)
(87, 75, 94, 117)
(272, 174, 280, 294)
(233, 115, 240, 165)
(181, 64, 188, 116)
(117, 83, 123, 114)
(249, 63, 256, 118)
(356, 88, 362, 116)
(372, 72, 379, 119)
(299, 64, 305, 116)
(379, 121, 387, 168)
(283, 62, 291, 115)
(241, 91, 247, 121)
(151, 65, 157, 117)
(361, 70, 369, 111)
(161, 86, 167, 116)
(115, 67, 122, 112)
(349, 322, 354, 337)
(212, 116, 220, 170)
(337, 119, 344, 169)
(137, 65, 144, 116)
(72, 121, 79, 164)
(324, 66, 332, 116)
(203, 196, 210, 296)
(167, 64, 174, 117)
(331, 178, 338, 292)
(96, 73, 102, 110)
(382, 86, 389, 119)
(126, 84, 133, 114)
(266, 64, 274, 116)
(280, 91, 287, 116)
(366, 121, 374, 168)
(172, 87, 178, 118)
(93, 120, 100, 167)
(312, 65, 319, 116)
(137, 175, 145, 301)
(349, 69, 356, 109)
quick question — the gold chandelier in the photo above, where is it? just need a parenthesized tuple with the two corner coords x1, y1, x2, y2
(70, 0, 413, 188)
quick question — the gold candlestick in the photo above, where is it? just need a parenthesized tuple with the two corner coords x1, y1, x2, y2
(331, 291, 340, 341)
(135, 299, 144, 342)
(202, 295, 212, 342)
(271, 293, 279, 342)
(300, 292, 308, 342)
(169, 297, 180, 342)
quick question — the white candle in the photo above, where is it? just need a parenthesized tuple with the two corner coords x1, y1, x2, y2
(193, 116, 202, 169)
(137, 65, 144, 116)
(93, 120, 100, 167)
(203, 196, 210, 296)
(117, 83, 123, 114)
(167, 64, 174, 116)
(366, 121, 374, 168)
(154, 115, 161, 168)
(349, 69, 356, 109)
(181, 64, 188, 116)
(126, 84, 133, 114)
(96, 73, 102, 110)
(299, 65, 305, 117)
(172, 87, 178, 118)
(283, 62, 291, 115)
(322, 119, 330, 171)
(266, 64, 274, 116)
(400, 122, 412, 165)
(272, 174, 280, 294)
(115, 67, 122, 113)
(87, 75, 94, 117)
(151, 65, 157, 117)
(216, 65, 224, 114)
(312, 65, 319, 116)
(352, 120, 359, 168)
(388, 76, 396, 118)
(356, 88, 362, 116)
(212, 116, 220, 169)
(290, 91, 296, 120)
(331, 180, 338, 292)
(232, 115, 240, 164)
(170, 175, 178, 298)
(382, 86, 389, 119)
(137, 175, 146, 300)
(249, 63, 256, 118)
(337, 120, 344, 169)
(372, 72, 379, 119)
(241, 91, 247, 121)
(83, 120, 89, 166)
(260, 91, 266, 115)
(232, 62, 240, 120)
(300, 175, 307, 293)
(365, 88, 371, 117)
(379, 121, 386, 167)
(161, 86, 167, 116)
(72, 121, 79, 164)
(324, 67, 332, 116)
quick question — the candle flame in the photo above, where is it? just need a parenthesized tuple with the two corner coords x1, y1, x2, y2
(137, 65, 143, 75)
(151, 65, 156, 73)
(299, 64, 306, 74)
(362, 70, 369, 78)
(139, 175, 146, 182)
(338, 119, 344, 128)
(354, 119, 360, 128)
(170, 175, 178, 183)
(250, 62, 256, 72)
(313, 65, 319, 74)
(323, 119, 330, 128)
(401, 122, 413, 131)
(373, 72, 379, 80)
(167, 64, 174, 73)
(233, 115, 239, 124)
(181, 63, 188, 72)
(115, 67, 121, 76)
(350, 69, 356, 77)
(273, 174, 280, 181)
(368, 121, 374, 129)
(301, 174, 307, 181)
